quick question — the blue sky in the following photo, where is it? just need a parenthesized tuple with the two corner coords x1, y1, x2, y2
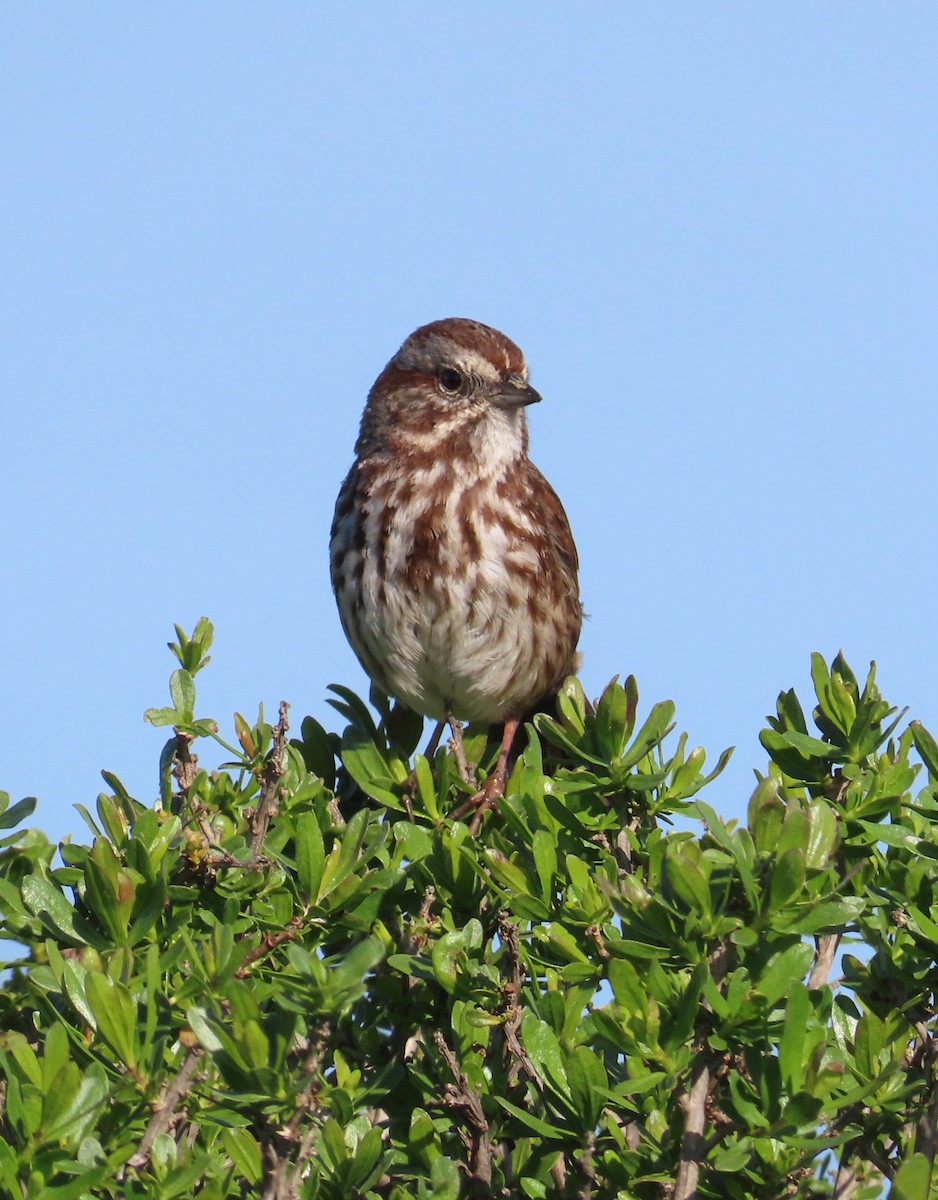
(3, 7, 936, 838)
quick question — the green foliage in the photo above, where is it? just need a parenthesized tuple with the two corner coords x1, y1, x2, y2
(0, 623, 937, 1198)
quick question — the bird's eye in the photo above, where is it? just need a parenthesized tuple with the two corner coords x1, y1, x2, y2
(438, 367, 465, 394)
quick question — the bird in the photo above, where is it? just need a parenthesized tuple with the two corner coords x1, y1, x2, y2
(330, 318, 582, 823)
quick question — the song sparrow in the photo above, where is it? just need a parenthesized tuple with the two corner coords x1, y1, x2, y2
(330, 318, 582, 819)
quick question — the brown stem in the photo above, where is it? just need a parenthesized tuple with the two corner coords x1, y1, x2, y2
(674, 1063, 710, 1200)
(496, 912, 541, 1091)
(173, 730, 199, 797)
(914, 1040, 938, 1169)
(808, 933, 840, 990)
(445, 710, 473, 783)
(235, 921, 303, 978)
(251, 701, 290, 860)
(127, 1048, 202, 1169)
(434, 1031, 493, 1196)
(832, 1143, 859, 1200)
(260, 1017, 332, 1200)
(576, 1130, 598, 1199)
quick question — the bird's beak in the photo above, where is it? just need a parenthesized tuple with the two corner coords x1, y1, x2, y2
(492, 374, 542, 409)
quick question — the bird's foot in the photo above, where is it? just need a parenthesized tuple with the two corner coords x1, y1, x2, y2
(449, 717, 520, 836)
(450, 768, 508, 836)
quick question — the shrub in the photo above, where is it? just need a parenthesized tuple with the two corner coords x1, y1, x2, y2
(0, 620, 936, 1199)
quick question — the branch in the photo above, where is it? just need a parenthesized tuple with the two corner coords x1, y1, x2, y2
(832, 1142, 859, 1200)
(496, 912, 541, 1091)
(127, 1047, 202, 1169)
(808, 933, 840, 991)
(914, 1038, 938, 1169)
(671, 934, 734, 1198)
(260, 1017, 332, 1200)
(235, 920, 303, 978)
(434, 1031, 493, 1197)
(251, 701, 290, 860)
(674, 1062, 710, 1200)
(575, 1130, 598, 1199)
(173, 730, 199, 798)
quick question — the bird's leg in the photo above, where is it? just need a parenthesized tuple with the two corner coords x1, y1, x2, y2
(445, 709, 474, 784)
(450, 716, 521, 834)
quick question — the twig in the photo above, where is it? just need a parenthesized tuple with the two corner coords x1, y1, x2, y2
(127, 1048, 202, 1169)
(251, 702, 290, 860)
(497, 913, 541, 1091)
(671, 934, 734, 1198)
(914, 1038, 938, 1169)
(445, 710, 474, 784)
(832, 1142, 859, 1200)
(260, 1017, 332, 1200)
(674, 1063, 710, 1200)
(234, 921, 303, 978)
(173, 730, 199, 797)
(434, 1031, 493, 1197)
(808, 933, 840, 990)
(576, 1130, 598, 1199)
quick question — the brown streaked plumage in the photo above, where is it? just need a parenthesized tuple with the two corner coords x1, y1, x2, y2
(330, 318, 582, 824)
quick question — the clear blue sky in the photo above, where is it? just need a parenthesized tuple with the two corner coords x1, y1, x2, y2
(3, 7, 936, 837)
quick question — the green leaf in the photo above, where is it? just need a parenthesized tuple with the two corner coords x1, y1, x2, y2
(83, 839, 133, 945)
(768, 847, 806, 911)
(556, 676, 588, 736)
(0, 795, 37, 830)
(21, 873, 104, 949)
(412, 753, 439, 819)
(532, 829, 557, 906)
(911, 721, 938, 780)
(608, 957, 646, 1012)
(521, 1013, 571, 1100)
(41, 1023, 70, 1091)
(144, 706, 182, 727)
(22, 1165, 109, 1199)
(777, 807, 808, 857)
(431, 930, 466, 994)
(755, 942, 814, 1007)
(495, 1096, 571, 1139)
(169, 669, 196, 720)
(892, 1153, 932, 1200)
(850, 820, 919, 850)
(663, 963, 708, 1053)
(748, 778, 784, 854)
(544, 921, 592, 965)
(327, 684, 378, 736)
(779, 982, 810, 1093)
(533, 714, 607, 767)
(620, 700, 676, 771)
(429, 1155, 461, 1200)
(781, 895, 865, 935)
(40, 1063, 109, 1144)
(664, 845, 710, 916)
(294, 811, 325, 903)
(804, 799, 839, 868)
(341, 729, 401, 805)
(854, 1011, 885, 1080)
(187, 1007, 224, 1053)
(566, 1046, 607, 1128)
(594, 676, 629, 759)
(85, 973, 138, 1068)
(727, 1069, 766, 1129)
(905, 905, 938, 945)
